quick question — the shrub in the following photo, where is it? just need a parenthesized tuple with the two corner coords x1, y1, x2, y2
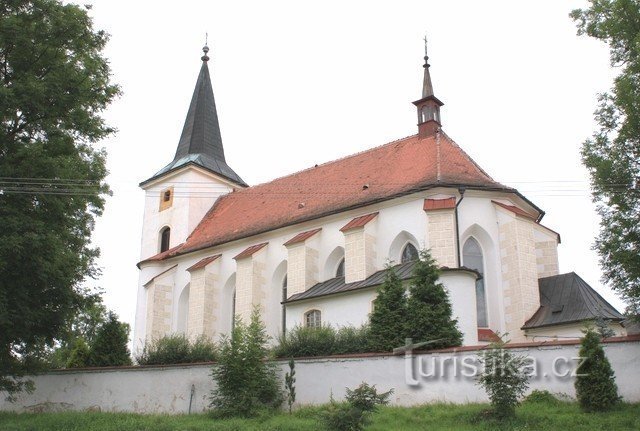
(369, 264, 408, 352)
(275, 325, 371, 358)
(345, 382, 393, 413)
(406, 250, 463, 349)
(321, 383, 392, 431)
(477, 337, 530, 419)
(65, 338, 90, 368)
(575, 329, 620, 412)
(135, 334, 216, 365)
(88, 312, 132, 367)
(524, 390, 561, 405)
(210, 309, 283, 417)
(284, 358, 296, 414)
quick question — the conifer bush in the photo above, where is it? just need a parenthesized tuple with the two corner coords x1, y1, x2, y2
(88, 312, 131, 367)
(210, 309, 282, 417)
(575, 329, 620, 412)
(477, 337, 530, 419)
(369, 264, 408, 352)
(406, 250, 463, 349)
(321, 382, 392, 431)
(65, 338, 90, 368)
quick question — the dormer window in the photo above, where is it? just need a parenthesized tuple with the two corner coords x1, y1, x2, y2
(160, 227, 171, 253)
(159, 187, 174, 211)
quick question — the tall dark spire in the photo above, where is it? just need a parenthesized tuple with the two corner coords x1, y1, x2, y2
(412, 36, 444, 139)
(142, 45, 247, 187)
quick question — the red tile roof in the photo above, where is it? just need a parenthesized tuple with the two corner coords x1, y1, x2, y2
(186, 254, 221, 271)
(233, 242, 268, 260)
(340, 212, 379, 232)
(142, 131, 513, 263)
(492, 200, 536, 220)
(283, 228, 322, 247)
(478, 328, 500, 343)
(423, 197, 456, 211)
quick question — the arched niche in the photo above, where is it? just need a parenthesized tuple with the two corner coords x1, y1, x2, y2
(219, 273, 236, 337)
(176, 283, 190, 335)
(323, 246, 345, 280)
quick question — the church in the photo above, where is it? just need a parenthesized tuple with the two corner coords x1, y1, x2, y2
(133, 43, 625, 350)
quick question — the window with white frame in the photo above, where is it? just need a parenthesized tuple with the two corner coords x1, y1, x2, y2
(305, 309, 321, 329)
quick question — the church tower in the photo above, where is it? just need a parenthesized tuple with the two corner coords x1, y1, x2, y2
(138, 45, 246, 260)
(412, 38, 444, 138)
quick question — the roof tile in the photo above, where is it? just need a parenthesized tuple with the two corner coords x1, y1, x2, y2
(283, 228, 322, 247)
(186, 254, 221, 271)
(339, 212, 379, 232)
(233, 242, 268, 260)
(424, 197, 456, 211)
(492, 200, 536, 220)
(143, 132, 511, 262)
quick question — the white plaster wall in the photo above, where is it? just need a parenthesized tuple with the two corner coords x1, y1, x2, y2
(285, 289, 377, 330)
(525, 322, 627, 341)
(445, 272, 479, 346)
(134, 188, 546, 351)
(3, 341, 638, 414)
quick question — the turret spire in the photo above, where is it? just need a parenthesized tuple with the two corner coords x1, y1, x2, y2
(412, 35, 444, 139)
(142, 44, 247, 187)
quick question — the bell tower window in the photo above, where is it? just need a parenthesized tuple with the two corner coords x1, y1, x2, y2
(160, 227, 171, 253)
(159, 186, 174, 211)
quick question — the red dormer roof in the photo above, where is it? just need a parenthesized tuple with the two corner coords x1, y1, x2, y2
(140, 131, 523, 264)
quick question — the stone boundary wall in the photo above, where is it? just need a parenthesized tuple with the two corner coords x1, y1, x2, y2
(1, 337, 639, 414)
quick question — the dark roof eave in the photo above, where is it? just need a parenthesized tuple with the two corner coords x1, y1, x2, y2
(282, 266, 481, 305)
(139, 160, 248, 188)
(522, 316, 624, 330)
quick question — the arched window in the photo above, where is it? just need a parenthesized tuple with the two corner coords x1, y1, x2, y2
(305, 309, 321, 329)
(160, 227, 171, 253)
(335, 258, 345, 278)
(401, 243, 419, 263)
(463, 237, 488, 327)
(281, 275, 288, 336)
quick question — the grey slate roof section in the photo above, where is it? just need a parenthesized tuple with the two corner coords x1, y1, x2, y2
(141, 60, 247, 187)
(284, 261, 479, 303)
(522, 272, 624, 329)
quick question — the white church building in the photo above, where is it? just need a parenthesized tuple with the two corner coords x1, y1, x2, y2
(133, 44, 625, 350)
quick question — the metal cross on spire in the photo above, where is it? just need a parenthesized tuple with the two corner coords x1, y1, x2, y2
(201, 33, 210, 62)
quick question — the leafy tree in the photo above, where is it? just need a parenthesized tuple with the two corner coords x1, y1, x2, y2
(575, 329, 620, 411)
(88, 312, 131, 367)
(369, 264, 408, 352)
(210, 309, 282, 417)
(406, 250, 463, 349)
(477, 337, 530, 419)
(571, 0, 640, 315)
(0, 0, 118, 395)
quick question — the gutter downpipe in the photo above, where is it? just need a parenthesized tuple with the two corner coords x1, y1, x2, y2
(455, 187, 466, 267)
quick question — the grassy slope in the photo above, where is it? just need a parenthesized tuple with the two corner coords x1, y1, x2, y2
(0, 402, 639, 431)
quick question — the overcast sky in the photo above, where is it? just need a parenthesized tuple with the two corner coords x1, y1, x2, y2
(84, 0, 624, 330)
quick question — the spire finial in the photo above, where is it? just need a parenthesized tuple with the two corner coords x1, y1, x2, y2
(423, 33, 430, 68)
(201, 33, 210, 62)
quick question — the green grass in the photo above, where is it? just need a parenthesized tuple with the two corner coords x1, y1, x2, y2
(0, 401, 639, 431)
